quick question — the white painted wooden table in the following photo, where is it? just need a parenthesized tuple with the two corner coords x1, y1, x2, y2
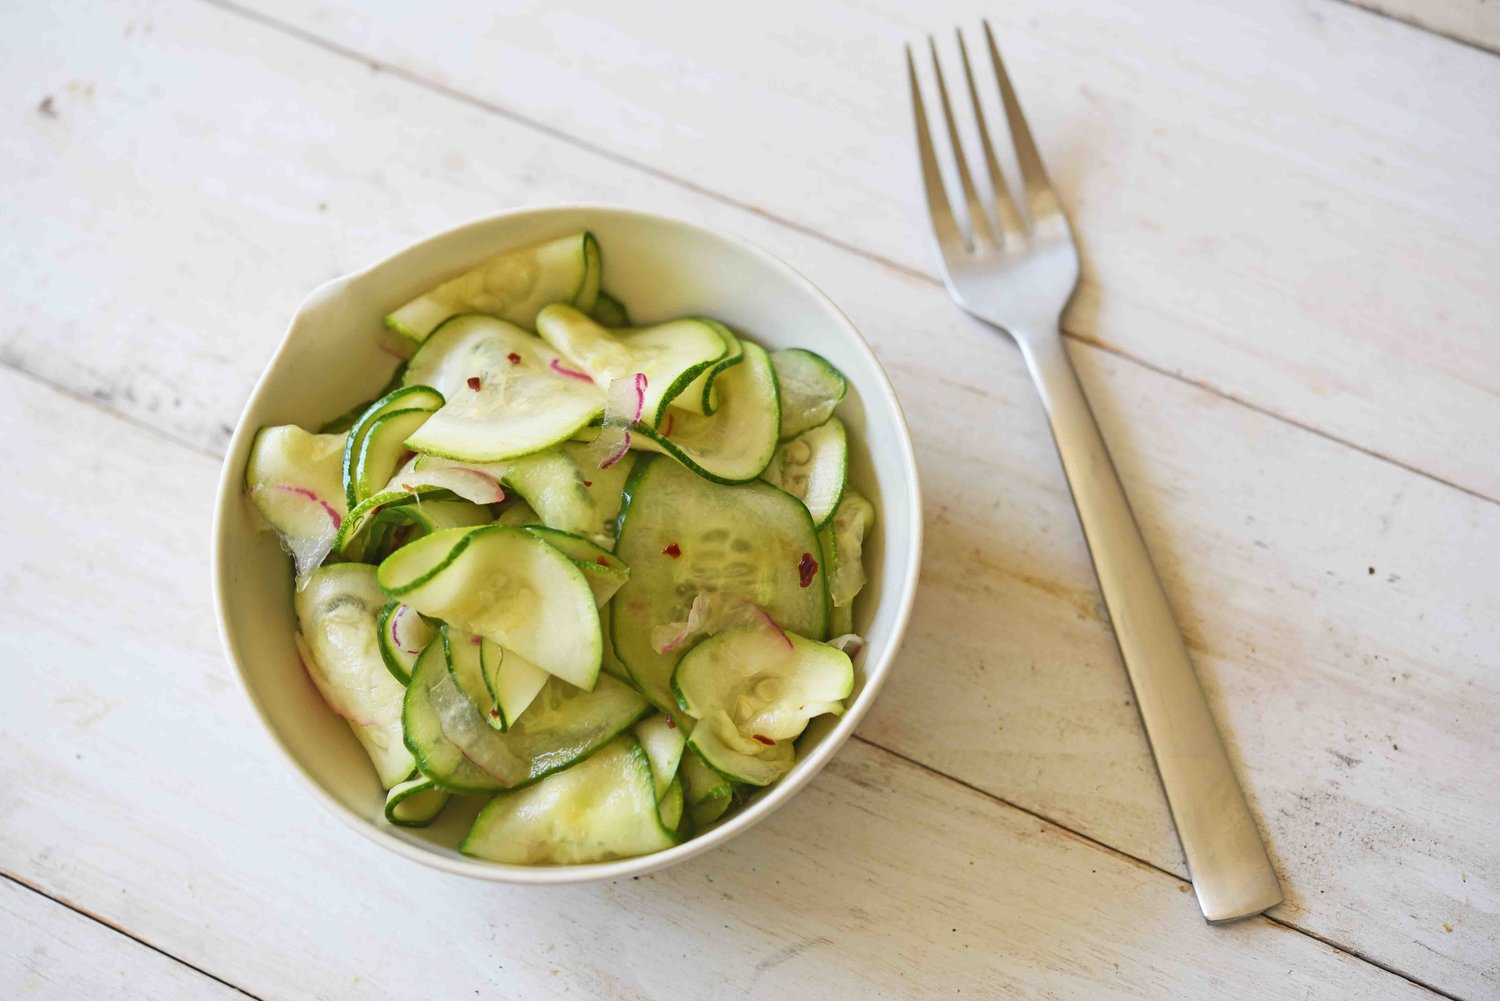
(3, 0, 1497, 997)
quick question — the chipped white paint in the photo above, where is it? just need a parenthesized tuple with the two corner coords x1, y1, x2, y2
(1, 0, 1497, 997)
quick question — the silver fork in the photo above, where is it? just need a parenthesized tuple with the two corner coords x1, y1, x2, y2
(907, 24, 1282, 925)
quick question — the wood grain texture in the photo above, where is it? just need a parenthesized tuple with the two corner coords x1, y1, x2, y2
(1342, 0, 1500, 53)
(1, 0, 1497, 996)
(224, 0, 1500, 501)
(0, 879, 246, 1001)
(0, 369, 1441, 1001)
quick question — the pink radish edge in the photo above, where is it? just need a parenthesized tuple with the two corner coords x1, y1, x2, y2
(273, 484, 342, 529)
(756, 608, 794, 651)
(630, 372, 648, 423)
(549, 358, 593, 382)
(599, 431, 632, 469)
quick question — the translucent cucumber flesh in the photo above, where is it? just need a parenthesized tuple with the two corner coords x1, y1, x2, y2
(763, 418, 847, 529)
(295, 564, 413, 788)
(770, 348, 846, 440)
(461, 734, 675, 864)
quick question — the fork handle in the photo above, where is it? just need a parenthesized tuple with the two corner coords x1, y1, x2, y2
(1019, 332, 1282, 924)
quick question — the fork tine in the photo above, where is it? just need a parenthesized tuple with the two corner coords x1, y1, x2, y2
(928, 37, 995, 247)
(956, 28, 1025, 241)
(905, 45, 963, 251)
(983, 21, 1058, 222)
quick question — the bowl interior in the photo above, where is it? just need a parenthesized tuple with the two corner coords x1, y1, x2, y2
(214, 206, 921, 881)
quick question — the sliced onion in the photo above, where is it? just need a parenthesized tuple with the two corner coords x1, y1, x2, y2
(549, 357, 593, 383)
(826, 633, 866, 659)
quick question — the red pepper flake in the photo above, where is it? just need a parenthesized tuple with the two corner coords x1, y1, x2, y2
(666, 717, 676, 729)
(490, 709, 501, 719)
(507, 352, 522, 364)
(466, 376, 482, 391)
(752, 734, 775, 746)
(662, 542, 682, 558)
(582, 480, 593, 488)
(797, 552, 819, 588)
(595, 556, 610, 567)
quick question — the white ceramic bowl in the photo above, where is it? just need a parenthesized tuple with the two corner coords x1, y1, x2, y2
(212, 205, 922, 882)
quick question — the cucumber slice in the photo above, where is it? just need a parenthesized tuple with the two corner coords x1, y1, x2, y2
(761, 418, 848, 529)
(673, 625, 852, 787)
(384, 775, 450, 827)
(818, 520, 850, 637)
(827, 489, 875, 629)
(402, 315, 606, 463)
(341, 385, 445, 509)
(770, 348, 846, 440)
(681, 746, 732, 805)
(630, 341, 780, 484)
(444, 625, 499, 727)
(378, 524, 603, 690)
(320, 365, 408, 434)
(674, 321, 742, 416)
(294, 564, 414, 789)
(376, 600, 435, 684)
(659, 776, 685, 833)
(634, 715, 687, 800)
(524, 526, 630, 606)
(351, 408, 431, 504)
(689, 790, 731, 827)
(461, 733, 678, 864)
(611, 456, 829, 710)
(332, 487, 489, 560)
(245, 424, 349, 577)
(404, 637, 648, 793)
(494, 498, 541, 526)
(482, 639, 551, 731)
(535, 304, 728, 426)
(386, 233, 602, 342)
(599, 604, 631, 684)
(590, 290, 631, 327)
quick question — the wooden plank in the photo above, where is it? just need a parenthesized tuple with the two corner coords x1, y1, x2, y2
(0, 878, 247, 1001)
(0, 370, 1441, 1001)
(220, 0, 1500, 502)
(1343, 0, 1500, 53)
(1, 1, 1496, 994)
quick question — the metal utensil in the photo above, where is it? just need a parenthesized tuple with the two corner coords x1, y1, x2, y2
(906, 23, 1282, 924)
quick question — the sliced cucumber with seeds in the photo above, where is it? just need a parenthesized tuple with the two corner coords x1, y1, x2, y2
(377, 600, 435, 684)
(341, 385, 444, 509)
(379, 524, 603, 690)
(674, 624, 852, 787)
(762, 418, 847, 529)
(536, 304, 729, 426)
(295, 564, 413, 789)
(404, 637, 648, 793)
(524, 526, 630, 606)
(590, 290, 631, 327)
(631, 341, 780, 484)
(402, 315, 606, 463)
(386, 232, 601, 342)
(246, 424, 349, 578)
(461, 733, 678, 864)
(384, 775, 450, 827)
(612, 456, 828, 711)
(770, 348, 846, 440)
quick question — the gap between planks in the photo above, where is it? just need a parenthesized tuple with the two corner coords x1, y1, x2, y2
(198, 0, 1500, 513)
(0, 354, 1461, 997)
(0, 873, 265, 1001)
(854, 735, 1465, 1001)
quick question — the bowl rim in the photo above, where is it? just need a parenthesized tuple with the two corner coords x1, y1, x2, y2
(211, 203, 923, 883)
